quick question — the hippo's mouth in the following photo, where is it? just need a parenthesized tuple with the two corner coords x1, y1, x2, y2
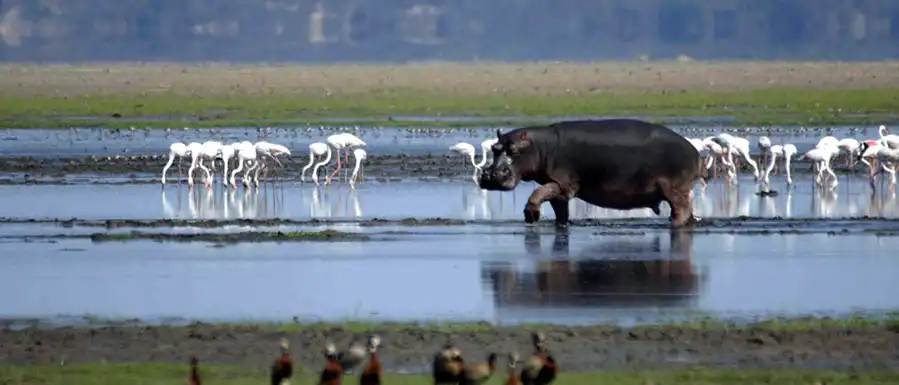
(478, 174, 518, 191)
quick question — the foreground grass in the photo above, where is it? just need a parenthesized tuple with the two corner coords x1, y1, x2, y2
(1, 88, 898, 127)
(2, 365, 897, 385)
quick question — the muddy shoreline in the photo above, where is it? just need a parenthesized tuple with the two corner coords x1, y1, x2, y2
(0, 154, 872, 184)
(1, 323, 897, 371)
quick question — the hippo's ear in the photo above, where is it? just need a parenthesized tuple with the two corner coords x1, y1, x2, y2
(510, 131, 532, 152)
(496, 129, 502, 139)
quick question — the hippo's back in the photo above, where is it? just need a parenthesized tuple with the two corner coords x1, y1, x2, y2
(543, 119, 699, 182)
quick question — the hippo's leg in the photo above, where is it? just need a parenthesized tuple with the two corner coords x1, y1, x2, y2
(524, 183, 565, 224)
(660, 179, 696, 228)
(549, 198, 570, 226)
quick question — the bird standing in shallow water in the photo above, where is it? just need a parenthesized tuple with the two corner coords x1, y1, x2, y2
(450, 142, 480, 184)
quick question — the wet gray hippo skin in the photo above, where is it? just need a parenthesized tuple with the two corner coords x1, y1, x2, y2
(478, 119, 704, 227)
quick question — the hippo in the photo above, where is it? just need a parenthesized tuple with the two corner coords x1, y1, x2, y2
(478, 119, 704, 227)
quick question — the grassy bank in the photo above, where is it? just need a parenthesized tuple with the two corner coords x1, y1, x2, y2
(1, 88, 898, 128)
(1, 61, 898, 128)
(1, 365, 896, 385)
(13, 314, 899, 333)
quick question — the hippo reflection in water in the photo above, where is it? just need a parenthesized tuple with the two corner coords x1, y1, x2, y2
(486, 231, 699, 308)
(478, 119, 705, 227)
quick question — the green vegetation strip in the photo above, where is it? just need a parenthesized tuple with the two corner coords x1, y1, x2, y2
(88, 230, 369, 243)
(1, 88, 898, 127)
(13, 314, 899, 333)
(1, 365, 897, 385)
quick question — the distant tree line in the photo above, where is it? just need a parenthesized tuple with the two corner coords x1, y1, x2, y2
(0, 0, 898, 61)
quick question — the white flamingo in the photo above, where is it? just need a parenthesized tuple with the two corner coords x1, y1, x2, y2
(712, 134, 758, 182)
(254, 141, 291, 185)
(185, 142, 206, 187)
(878, 125, 899, 149)
(302, 142, 330, 183)
(349, 148, 367, 189)
(782, 144, 797, 185)
(220, 144, 236, 187)
(859, 140, 885, 178)
(229, 143, 258, 188)
(311, 142, 333, 186)
(161, 142, 190, 185)
(328, 133, 366, 183)
(757, 136, 771, 168)
(871, 145, 899, 190)
(449, 142, 480, 183)
(799, 145, 840, 189)
(197, 141, 223, 186)
(815, 135, 839, 149)
(325, 134, 348, 184)
(475, 138, 498, 169)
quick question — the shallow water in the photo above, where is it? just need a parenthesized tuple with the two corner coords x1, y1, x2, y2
(0, 175, 896, 221)
(0, 125, 882, 157)
(0, 229, 897, 325)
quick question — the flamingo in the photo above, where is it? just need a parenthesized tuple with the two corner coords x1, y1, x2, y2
(700, 137, 729, 180)
(858, 140, 885, 178)
(878, 125, 899, 149)
(349, 148, 367, 189)
(197, 141, 223, 186)
(161, 142, 190, 185)
(757, 136, 771, 169)
(254, 141, 291, 185)
(325, 134, 348, 184)
(799, 145, 840, 189)
(475, 138, 499, 169)
(311, 142, 333, 186)
(302, 142, 329, 183)
(449, 142, 480, 183)
(185, 142, 206, 187)
(327, 133, 366, 183)
(219, 144, 236, 187)
(712, 134, 758, 182)
(229, 143, 258, 188)
(761, 144, 783, 188)
(835, 138, 861, 167)
(815, 135, 839, 149)
(782, 144, 797, 185)
(870, 145, 899, 190)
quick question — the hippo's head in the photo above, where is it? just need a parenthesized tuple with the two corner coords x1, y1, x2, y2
(479, 129, 537, 191)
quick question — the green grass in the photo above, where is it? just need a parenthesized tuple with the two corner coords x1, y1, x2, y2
(1, 88, 898, 128)
(2, 364, 897, 385)
(25, 313, 898, 333)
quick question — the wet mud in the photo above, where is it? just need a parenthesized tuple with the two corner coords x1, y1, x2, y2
(3, 217, 899, 234)
(86, 230, 370, 243)
(1, 323, 898, 371)
(0, 154, 873, 184)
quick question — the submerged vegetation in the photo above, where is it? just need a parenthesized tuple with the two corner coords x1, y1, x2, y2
(1, 88, 897, 127)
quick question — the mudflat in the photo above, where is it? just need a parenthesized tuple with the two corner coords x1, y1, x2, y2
(2, 321, 898, 371)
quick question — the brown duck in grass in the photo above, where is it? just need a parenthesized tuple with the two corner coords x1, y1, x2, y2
(319, 342, 345, 385)
(338, 340, 368, 375)
(520, 332, 557, 385)
(359, 335, 382, 385)
(505, 352, 521, 385)
(433, 344, 464, 385)
(460, 352, 498, 385)
(270, 338, 294, 385)
(188, 356, 201, 385)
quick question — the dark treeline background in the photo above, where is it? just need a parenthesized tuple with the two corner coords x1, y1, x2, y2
(0, 0, 898, 62)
